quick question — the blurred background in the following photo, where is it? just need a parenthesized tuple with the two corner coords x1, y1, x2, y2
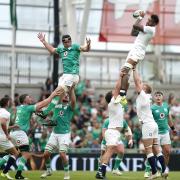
(0, 0, 180, 171)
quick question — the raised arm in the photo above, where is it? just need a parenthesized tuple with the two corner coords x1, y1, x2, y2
(38, 32, 56, 54)
(133, 68, 143, 93)
(113, 72, 124, 98)
(35, 88, 60, 111)
(80, 38, 91, 52)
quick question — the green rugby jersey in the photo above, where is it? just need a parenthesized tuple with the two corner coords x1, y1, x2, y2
(56, 44, 81, 74)
(15, 105, 36, 132)
(52, 103, 73, 134)
(151, 102, 170, 134)
(101, 118, 128, 145)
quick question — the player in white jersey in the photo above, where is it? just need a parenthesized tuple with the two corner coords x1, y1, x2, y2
(133, 68, 168, 179)
(0, 97, 19, 180)
(120, 13, 159, 96)
(96, 72, 126, 179)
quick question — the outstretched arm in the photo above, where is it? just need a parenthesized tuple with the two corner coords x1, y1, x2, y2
(38, 32, 57, 54)
(133, 68, 143, 93)
(113, 72, 124, 98)
(80, 38, 91, 52)
(35, 87, 61, 111)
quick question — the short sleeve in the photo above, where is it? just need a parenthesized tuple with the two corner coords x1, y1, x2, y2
(27, 105, 36, 112)
(123, 120, 128, 129)
(102, 119, 109, 129)
(73, 44, 80, 52)
(0, 111, 10, 119)
(143, 26, 155, 35)
(55, 46, 62, 54)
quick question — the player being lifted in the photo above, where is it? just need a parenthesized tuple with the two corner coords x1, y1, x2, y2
(40, 87, 76, 180)
(120, 11, 159, 96)
(144, 91, 177, 178)
(132, 67, 167, 179)
(37, 33, 91, 118)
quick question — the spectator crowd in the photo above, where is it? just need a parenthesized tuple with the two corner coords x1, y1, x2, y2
(1, 78, 180, 153)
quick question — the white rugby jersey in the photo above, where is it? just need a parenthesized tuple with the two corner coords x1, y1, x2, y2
(136, 90, 155, 124)
(108, 96, 124, 129)
(133, 26, 155, 51)
(0, 108, 10, 135)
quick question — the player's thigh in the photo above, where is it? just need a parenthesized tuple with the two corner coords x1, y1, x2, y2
(160, 133, 171, 146)
(45, 133, 58, 153)
(162, 144, 171, 155)
(6, 146, 19, 157)
(116, 142, 124, 154)
(57, 133, 71, 152)
(10, 130, 29, 147)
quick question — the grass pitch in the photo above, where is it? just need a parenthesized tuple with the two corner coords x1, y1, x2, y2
(1, 171, 180, 180)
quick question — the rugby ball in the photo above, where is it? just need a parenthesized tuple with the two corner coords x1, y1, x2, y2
(133, 10, 144, 19)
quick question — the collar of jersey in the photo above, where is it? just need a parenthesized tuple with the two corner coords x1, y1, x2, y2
(63, 46, 72, 50)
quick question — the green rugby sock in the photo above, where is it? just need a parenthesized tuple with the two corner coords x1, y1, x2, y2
(45, 158, 51, 170)
(113, 155, 123, 170)
(64, 163, 69, 172)
(0, 155, 10, 168)
(145, 159, 151, 172)
(17, 157, 27, 171)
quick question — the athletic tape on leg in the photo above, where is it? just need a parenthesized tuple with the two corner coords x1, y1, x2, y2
(124, 62, 133, 69)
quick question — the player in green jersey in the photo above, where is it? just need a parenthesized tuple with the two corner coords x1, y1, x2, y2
(37, 32, 90, 118)
(1, 89, 60, 179)
(98, 118, 133, 176)
(144, 91, 176, 178)
(40, 87, 76, 180)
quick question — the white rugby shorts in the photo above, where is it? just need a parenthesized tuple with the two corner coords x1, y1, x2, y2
(58, 74, 79, 89)
(126, 47, 145, 62)
(158, 132, 171, 145)
(105, 129, 121, 146)
(10, 130, 29, 147)
(142, 122, 158, 139)
(45, 132, 71, 153)
(0, 135, 14, 152)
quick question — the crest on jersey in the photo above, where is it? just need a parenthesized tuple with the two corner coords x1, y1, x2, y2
(64, 51, 68, 56)
(59, 111, 64, 116)
(160, 113, 165, 119)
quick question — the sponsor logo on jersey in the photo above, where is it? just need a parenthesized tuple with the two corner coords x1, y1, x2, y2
(64, 51, 68, 56)
(160, 113, 165, 119)
(59, 111, 64, 116)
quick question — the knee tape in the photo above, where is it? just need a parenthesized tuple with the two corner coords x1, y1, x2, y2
(124, 62, 133, 69)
